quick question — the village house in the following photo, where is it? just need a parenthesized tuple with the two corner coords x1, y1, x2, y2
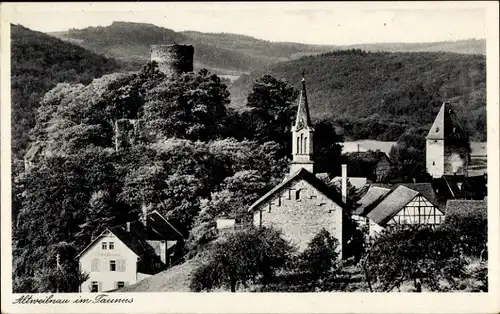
(353, 183, 444, 237)
(248, 75, 348, 254)
(77, 210, 185, 292)
(343, 150, 391, 182)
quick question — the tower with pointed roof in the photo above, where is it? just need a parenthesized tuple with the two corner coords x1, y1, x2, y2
(290, 72, 315, 174)
(426, 101, 470, 178)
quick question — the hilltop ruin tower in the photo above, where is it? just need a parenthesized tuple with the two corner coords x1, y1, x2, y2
(426, 101, 470, 178)
(150, 44, 194, 76)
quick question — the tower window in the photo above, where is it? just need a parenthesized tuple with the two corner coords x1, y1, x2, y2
(295, 190, 301, 200)
(296, 137, 300, 154)
(436, 127, 439, 132)
(432, 161, 435, 166)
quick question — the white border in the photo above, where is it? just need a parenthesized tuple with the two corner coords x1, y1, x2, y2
(1, 2, 499, 314)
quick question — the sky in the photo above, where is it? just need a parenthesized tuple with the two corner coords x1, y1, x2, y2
(2, 2, 489, 45)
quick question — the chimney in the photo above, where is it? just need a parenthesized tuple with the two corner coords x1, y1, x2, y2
(341, 164, 348, 203)
(126, 222, 131, 232)
(141, 203, 148, 227)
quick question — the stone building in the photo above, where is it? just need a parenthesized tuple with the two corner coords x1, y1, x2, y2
(426, 101, 470, 178)
(248, 75, 347, 254)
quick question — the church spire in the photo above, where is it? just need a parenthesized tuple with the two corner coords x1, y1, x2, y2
(290, 71, 314, 174)
(294, 71, 312, 130)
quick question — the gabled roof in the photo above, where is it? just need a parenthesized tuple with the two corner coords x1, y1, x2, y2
(437, 175, 487, 200)
(426, 102, 468, 141)
(248, 168, 346, 212)
(370, 182, 439, 206)
(148, 210, 186, 239)
(353, 186, 391, 216)
(445, 200, 487, 219)
(366, 185, 420, 226)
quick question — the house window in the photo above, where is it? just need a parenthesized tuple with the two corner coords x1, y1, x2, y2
(91, 281, 98, 292)
(295, 189, 301, 200)
(109, 242, 115, 250)
(110, 260, 116, 271)
(116, 281, 125, 289)
(102, 242, 107, 250)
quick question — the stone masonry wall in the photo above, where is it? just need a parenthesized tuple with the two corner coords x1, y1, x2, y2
(253, 179, 343, 254)
(150, 44, 194, 76)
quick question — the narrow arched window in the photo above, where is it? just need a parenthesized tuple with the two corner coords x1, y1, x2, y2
(296, 137, 300, 154)
(300, 133, 304, 154)
(304, 137, 308, 154)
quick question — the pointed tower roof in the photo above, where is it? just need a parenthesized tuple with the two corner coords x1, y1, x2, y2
(294, 72, 313, 130)
(426, 101, 467, 140)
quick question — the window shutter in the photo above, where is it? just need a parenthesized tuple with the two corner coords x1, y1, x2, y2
(91, 259, 100, 272)
(118, 259, 126, 272)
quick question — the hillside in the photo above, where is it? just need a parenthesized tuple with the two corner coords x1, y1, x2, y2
(50, 21, 485, 76)
(50, 22, 337, 75)
(231, 50, 486, 141)
(11, 24, 128, 160)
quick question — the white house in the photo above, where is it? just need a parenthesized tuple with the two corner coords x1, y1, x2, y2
(77, 210, 185, 292)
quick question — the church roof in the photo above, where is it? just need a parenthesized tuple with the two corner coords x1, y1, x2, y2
(293, 75, 313, 130)
(248, 168, 346, 212)
(426, 101, 468, 140)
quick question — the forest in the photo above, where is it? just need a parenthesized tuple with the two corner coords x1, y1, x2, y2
(10, 24, 130, 160)
(231, 49, 486, 141)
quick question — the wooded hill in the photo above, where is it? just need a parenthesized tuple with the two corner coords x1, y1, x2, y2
(11, 24, 129, 159)
(231, 50, 486, 141)
(50, 21, 485, 76)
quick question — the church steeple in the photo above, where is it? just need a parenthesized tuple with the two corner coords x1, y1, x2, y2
(290, 72, 314, 174)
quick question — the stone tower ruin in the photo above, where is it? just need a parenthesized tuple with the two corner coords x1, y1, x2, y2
(150, 44, 194, 76)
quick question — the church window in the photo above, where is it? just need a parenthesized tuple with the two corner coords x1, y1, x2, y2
(296, 137, 300, 154)
(295, 189, 301, 200)
(300, 133, 304, 154)
(304, 137, 308, 154)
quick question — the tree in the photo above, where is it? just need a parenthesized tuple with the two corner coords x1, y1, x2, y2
(297, 229, 339, 287)
(245, 74, 299, 149)
(361, 225, 467, 292)
(388, 127, 431, 182)
(142, 69, 231, 141)
(190, 227, 294, 292)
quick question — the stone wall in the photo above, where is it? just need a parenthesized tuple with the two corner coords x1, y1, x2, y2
(150, 44, 194, 76)
(253, 178, 343, 254)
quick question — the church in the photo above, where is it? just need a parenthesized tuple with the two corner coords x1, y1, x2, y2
(248, 75, 348, 255)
